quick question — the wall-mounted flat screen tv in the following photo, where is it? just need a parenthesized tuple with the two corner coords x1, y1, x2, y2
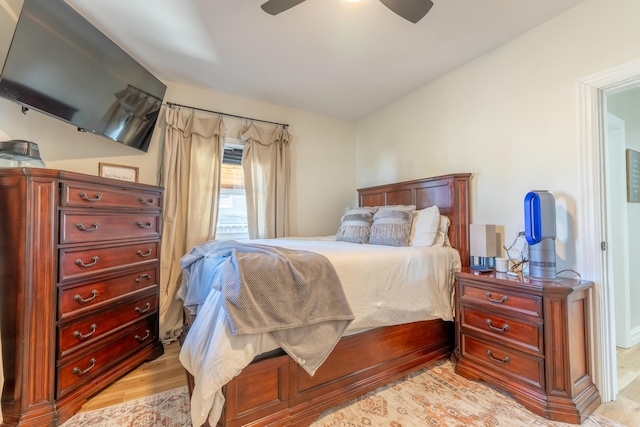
(0, 0, 167, 152)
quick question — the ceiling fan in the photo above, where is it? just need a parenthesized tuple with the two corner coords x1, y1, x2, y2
(261, 0, 434, 24)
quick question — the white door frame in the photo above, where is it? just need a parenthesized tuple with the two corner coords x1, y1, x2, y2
(578, 58, 640, 402)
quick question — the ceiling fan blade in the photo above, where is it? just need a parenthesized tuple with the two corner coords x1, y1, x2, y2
(261, 0, 307, 16)
(379, 0, 434, 23)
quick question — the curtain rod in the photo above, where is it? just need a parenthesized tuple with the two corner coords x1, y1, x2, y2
(165, 102, 289, 128)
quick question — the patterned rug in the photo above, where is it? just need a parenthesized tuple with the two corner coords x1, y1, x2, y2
(61, 360, 622, 427)
(60, 387, 191, 427)
(311, 360, 621, 427)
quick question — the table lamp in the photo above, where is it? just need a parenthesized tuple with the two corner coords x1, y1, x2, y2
(470, 224, 497, 270)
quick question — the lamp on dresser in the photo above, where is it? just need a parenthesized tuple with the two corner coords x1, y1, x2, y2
(470, 224, 497, 270)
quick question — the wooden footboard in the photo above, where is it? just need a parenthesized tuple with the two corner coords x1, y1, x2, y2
(181, 310, 453, 427)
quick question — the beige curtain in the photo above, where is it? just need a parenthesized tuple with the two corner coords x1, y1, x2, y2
(241, 123, 291, 239)
(159, 108, 226, 342)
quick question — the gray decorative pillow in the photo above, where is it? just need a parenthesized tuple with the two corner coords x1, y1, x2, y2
(369, 205, 416, 246)
(336, 207, 378, 244)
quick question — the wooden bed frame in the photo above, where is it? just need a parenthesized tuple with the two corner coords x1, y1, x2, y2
(181, 173, 471, 427)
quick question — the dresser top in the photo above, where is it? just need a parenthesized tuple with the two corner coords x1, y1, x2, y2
(0, 167, 163, 192)
(457, 267, 593, 295)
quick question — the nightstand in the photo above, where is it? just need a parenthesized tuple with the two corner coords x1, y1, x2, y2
(452, 268, 601, 424)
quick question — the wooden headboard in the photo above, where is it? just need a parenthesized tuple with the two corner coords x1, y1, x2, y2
(357, 173, 471, 268)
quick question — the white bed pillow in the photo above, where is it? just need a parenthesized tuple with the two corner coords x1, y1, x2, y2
(336, 206, 377, 244)
(432, 215, 451, 247)
(369, 205, 415, 247)
(409, 205, 441, 247)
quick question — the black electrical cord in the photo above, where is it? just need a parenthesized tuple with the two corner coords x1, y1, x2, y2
(503, 246, 525, 270)
(557, 269, 582, 282)
(504, 233, 582, 281)
(503, 232, 528, 272)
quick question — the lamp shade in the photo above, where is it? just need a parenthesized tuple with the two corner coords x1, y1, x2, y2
(470, 224, 497, 258)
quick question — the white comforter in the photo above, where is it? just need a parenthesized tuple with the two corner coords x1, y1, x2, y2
(178, 236, 461, 427)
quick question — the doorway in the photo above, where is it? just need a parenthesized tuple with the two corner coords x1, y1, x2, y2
(606, 91, 640, 350)
(578, 59, 640, 403)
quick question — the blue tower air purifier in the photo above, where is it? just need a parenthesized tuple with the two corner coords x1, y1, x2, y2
(524, 191, 557, 279)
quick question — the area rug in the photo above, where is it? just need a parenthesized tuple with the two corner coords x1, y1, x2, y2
(60, 360, 622, 427)
(311, 360, 621, 427)
(59, 386, 191, 427)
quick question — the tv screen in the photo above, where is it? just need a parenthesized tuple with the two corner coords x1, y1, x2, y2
(0, 0, 167, 152)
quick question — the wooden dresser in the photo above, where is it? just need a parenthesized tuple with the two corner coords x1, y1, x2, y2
(453, 268, 601, 424)
(0, 168, 164, 426)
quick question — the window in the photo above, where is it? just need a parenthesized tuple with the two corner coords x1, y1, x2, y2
(216, 139, 249, 240)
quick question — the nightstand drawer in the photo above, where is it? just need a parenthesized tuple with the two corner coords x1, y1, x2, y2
(460, 283, 542, 318)
(460, 305, 543, 355)
(461, 335, 544, 391)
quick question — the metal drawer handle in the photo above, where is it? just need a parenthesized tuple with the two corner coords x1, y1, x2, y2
(139, 198, 155, 206)
(73, 323, 97, 340)
(75, 256, 99, 268)
(78, 192, 102, 202)
(485, 292, 508, 304)
(486, 319, 510, 333)
(135, 330, 151, 343)
(136, 249, 153, 257)
(135, 274, 152, 283)
(136, 221, 153, 229)
(74, 289, 98, 303)
(72, 358, 96, 376)
(486, 350, 510, 364)
(75, 222, 99, 232)
(135, 302, 151, 314)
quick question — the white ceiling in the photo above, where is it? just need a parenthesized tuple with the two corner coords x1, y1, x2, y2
(62, 0, 587, 121)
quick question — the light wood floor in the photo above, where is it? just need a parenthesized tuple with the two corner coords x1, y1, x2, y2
(80, 341, 638, 425)
(594, 344, 640, 426)
(77, 340, 186, 413)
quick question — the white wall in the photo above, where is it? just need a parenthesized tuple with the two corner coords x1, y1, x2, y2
(355, 0, 640, 272)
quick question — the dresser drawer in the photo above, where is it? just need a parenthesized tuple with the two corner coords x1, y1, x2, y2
(461, 334, 544, 391)
(459, 282, 542, 319)
(58, 268, 158, 320)
(61, 181, 162, 210)
(459, 305, 543, 355)
(59, 241, 159, 283)
(56, 318, 158, 398)
(60, 211, 161, 244)
(58, 291, 158, 358)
